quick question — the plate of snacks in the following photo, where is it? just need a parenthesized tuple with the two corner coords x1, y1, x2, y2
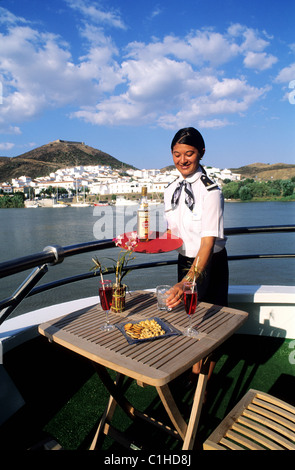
(116, 317, 181, 344)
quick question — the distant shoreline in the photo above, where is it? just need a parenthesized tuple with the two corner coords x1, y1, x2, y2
(1, 197, 295, 209)
(225, 196, 295, 203)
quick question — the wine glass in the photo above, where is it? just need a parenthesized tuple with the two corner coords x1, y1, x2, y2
(182, 282, 199, 337)
(99, 280, 115, 331)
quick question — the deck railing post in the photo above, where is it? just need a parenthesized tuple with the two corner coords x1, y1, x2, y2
(0, 265, 48, 326)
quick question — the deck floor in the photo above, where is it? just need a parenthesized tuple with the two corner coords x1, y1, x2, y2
(45, 334, 295, 450)
(1, 334, 294, 450)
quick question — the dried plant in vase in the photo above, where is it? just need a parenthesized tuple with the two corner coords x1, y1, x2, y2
(91, 232, 137, 313)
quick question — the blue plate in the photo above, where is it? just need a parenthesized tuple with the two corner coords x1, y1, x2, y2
(116, 316, 181, 345)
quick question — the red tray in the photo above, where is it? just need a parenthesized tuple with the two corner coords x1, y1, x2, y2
(113, 231, 183, 253)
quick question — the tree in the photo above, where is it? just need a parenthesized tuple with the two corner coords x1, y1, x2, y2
(241, 178, 255, 185)
(239, 185, 252, 201)
(12, 194, 25, 207)
(248, 181, 270, 198)
(280, 180, 294, 197)
(46, 185, 55, 197)
(268, 186, 281, 196)
(0, 193, 24, 208)
(222, 181, 240, 199)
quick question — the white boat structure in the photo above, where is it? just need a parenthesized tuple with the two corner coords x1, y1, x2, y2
(24, 201, 40, 208)
(52, 203, 68, 208)
(0, 224, 294, 450)
(50, 188, 68, 208)
(115, 196, 138, 206)
(93, 201, 110, 206)
(70, 202, 91, 207)
(148, 200, 161, 205)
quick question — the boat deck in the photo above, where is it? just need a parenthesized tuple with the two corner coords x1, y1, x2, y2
(1, 333, 294, 451)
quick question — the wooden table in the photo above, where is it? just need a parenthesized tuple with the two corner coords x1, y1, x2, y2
(38, 290, 248, 450)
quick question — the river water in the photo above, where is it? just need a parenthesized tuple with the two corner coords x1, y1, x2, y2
(0, 201, 294, 316)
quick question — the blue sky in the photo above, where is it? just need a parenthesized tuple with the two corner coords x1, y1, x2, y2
(0, 0, 294, 170)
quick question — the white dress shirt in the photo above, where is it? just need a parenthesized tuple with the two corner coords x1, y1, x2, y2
(164, 167, 226, 257)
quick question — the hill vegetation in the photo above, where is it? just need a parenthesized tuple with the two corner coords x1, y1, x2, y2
(162, 162, 295, 181)
(0, 140, 135, 182)
(222, 177, 295, 201)
(230, 162, 295, 180)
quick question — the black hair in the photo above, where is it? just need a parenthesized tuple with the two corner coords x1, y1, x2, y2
(171, 127, 205, 157)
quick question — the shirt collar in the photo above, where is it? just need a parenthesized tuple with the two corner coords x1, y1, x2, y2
(176, 166, 202, 184)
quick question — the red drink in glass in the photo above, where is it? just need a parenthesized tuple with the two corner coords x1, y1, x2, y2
(182, 282, 199, 337)
(184, 291, 198, 316)
(99, 280, 115, 331)
(99, 286, 112, 310)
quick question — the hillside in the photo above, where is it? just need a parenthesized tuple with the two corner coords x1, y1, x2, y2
(162, 162, 295, 180)
(0, 140, 294, 183)
(230, 163, 295, 180)
(0, 140, 135, 182)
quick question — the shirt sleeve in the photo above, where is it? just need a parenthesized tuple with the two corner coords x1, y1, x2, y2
(201, 189, 224, 238)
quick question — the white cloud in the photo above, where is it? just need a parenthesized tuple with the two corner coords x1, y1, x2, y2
(126, 31, 239, 66)
(0, 23, 111, 122)
(228, 23, 270, 51)
(0, 142, 15, 150)
(198, 119, 230, 128)
(275, 62, 295, 83)
(0, 7, 28, 26)
(0, 6, 281, 133)
(244, 51, 278, 70)
(186, 31, 240, 66)
(240, 28, 270, 52)
(0, 123, 21, 134)
(150, 7, 162, 19)
(122, 57, 193, 101)
(227, 24, 279, 72)
(74, 94, 154, 126)
(212, 78, 250, 98)
(65, 0, 126, 30)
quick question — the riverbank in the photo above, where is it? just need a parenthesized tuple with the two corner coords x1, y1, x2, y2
(1, 193, 295, 208)
(225, 195, 295, 202)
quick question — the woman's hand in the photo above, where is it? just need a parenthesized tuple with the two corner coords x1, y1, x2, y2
(166, 282, 184, 309)
(166, 236, 215, 309)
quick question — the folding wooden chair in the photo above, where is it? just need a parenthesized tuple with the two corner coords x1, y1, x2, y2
(203, 389, 295, 450)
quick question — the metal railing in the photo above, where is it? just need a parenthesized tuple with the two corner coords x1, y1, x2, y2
(0, 225, 294, 326)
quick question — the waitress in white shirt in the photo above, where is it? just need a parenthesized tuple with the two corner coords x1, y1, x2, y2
(165, 127, 229, 386)
(165, 127, 228, 310)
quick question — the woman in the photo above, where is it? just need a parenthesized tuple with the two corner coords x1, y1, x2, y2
(165, 127, 228, 382)
(165, 127, 228, 308)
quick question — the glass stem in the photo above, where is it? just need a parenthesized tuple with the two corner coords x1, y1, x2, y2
(106, 310, 109, 325)
(188, 314, 192, 331)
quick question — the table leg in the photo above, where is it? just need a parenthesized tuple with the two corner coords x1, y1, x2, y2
(182, 356, 210, 450)
(90, 360, 209, 450)
(90, 363, 185, 449)
(156, 385, 187, 440)
(90, 364, 135, 449)
(89, 371, 125, 450)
